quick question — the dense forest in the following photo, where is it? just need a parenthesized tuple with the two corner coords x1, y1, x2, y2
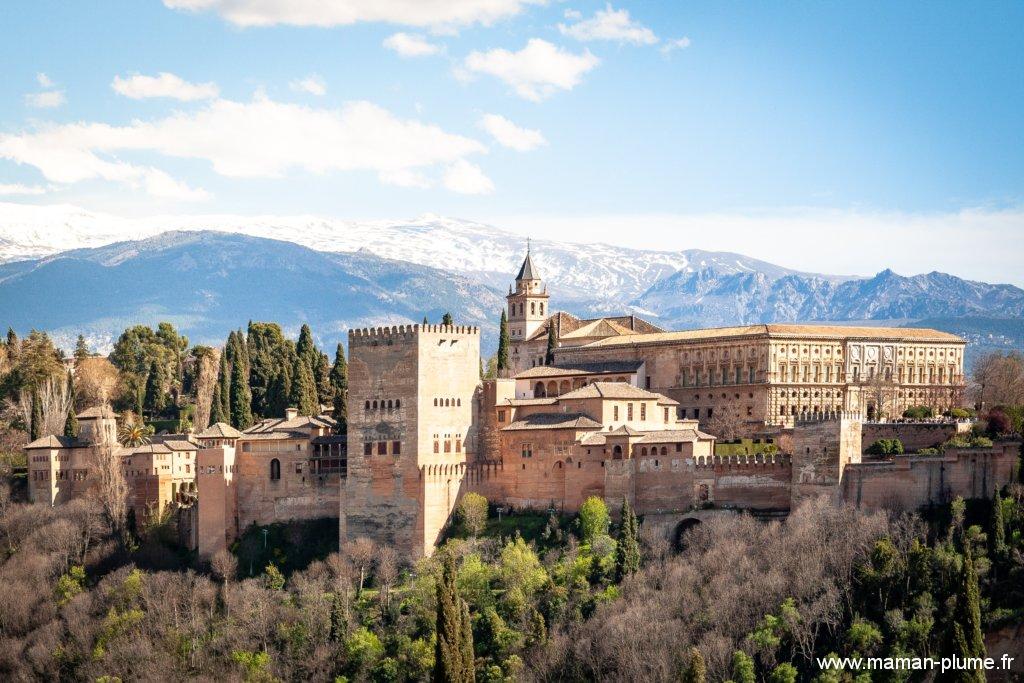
(1, 327, 1023, 681)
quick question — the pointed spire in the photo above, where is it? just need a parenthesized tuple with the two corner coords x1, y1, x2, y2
(516, 240, 540, 281)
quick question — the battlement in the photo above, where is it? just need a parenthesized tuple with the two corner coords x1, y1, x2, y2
(694, 453, 791, 469)
(348, 324, 481, 345)
(794, 410, 863, 425)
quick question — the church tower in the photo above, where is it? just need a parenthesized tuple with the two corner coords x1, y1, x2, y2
(507, 244, 549, 342)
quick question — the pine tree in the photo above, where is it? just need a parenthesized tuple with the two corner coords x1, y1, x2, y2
(289, 356, 318, 416)
(63, 370, 78, 438)
(144, 359, 167, 415)
(210, 351, 229, 425)
(545, 322, 557, 365)
(496, 310, 510, 376)
(230, 352, 254, 429)
(615, 498, 641, 581)
(991, 488, 1007, 558)
(74, 334, 90, 361)
(442, 312, 454, 326)
(30, 388, 43, 441)
(433, 551, 475, 683)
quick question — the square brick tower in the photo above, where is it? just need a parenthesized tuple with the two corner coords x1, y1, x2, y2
(342, 323, 481, 559)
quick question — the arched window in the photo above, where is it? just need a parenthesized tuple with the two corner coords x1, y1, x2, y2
(612, 445, 623, 459)
(434, 398, 438, 406)
(661, 446, 668, 455)
(540, 303, 545, 315)
(535, 382, 546, 398)
(270, 458, 281, 481)
(365, 401, 370, 411)
(372, 400, 378, 410)
(395, 399, 401, 409)
(530, 302, 536, 315)
(457, 398, 461, 406)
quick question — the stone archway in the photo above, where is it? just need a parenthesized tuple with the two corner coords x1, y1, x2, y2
(673, 518, 703, 551)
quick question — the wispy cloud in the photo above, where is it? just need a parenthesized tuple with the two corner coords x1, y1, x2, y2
(479, 114, 546, 151)
(163, 0, 545, 30)
(25, 73, 66, 109)
(112, 72, 219, 101)
(558, 4, 658, 45)
(660, 37, 692, 55)
(459, 39, 599, 101)
(383, 32, 442, 57)
(290, 75, 327, 96)
(0, 95, 490, 198)
(0, 183, 48, 196)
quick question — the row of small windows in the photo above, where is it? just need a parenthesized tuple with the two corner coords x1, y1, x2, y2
(362, 441, 402, 457)
(34, 469, 89, 481)
(365, 399, 401, 411)
(681, 366, 759, 386)
(433, 439, 462, 454)
(510, 301, 545, 317)
(434, 397, 462, 407)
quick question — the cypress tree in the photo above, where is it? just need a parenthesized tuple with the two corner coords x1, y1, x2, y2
(545, 321, 557, 365)
(267, 367, 291, 419)
(330, 343, 348, 395)
(433, 551, 474, 683)
(315, 351, 333, 405)
(615, 498, 641, 581)
(289, 356, 318, 416)
(210, 351, 229, 425)
(991, 488, 1007, 558)
(63, 370, 78, 438)
(296, 324, 318, 372)
(144, 359, 167, 415)
(442, 312, 454, 326)
(230, 352, 254, 429)
(496, 310, 510, 376)
(952, 550, 985, 681)
(423, 316, 429, 325)
(30, 388, 43, 441)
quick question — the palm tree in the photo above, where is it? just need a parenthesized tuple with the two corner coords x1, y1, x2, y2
(118, 418, 153, 447)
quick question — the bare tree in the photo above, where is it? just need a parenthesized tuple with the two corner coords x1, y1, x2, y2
(16, 375, 71, 438)
(704, 405, 746, 440)
(74, 357, 120, 409)
(860, 370, 897, 420)
(347, 536, 377, 595)
(89, 440, 130, 551)
(971, 351, 1024, 408)
(376, 544, 399, 611)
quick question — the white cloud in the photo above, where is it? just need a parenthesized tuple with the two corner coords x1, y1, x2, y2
(0, 183, 48, 196)
(479, 114, 546, 151)
(25, 91, 67, 108)
(0, 95, 489, 198)
(383, 32, 442, 57)
(558, 4, 657, 45)
(112, 72, 219, 101)
(163, 0, 545, 29)
(563, 9, 582, 20)
(660, 37, 692, 55)
(36, 73, 55, 88)
(461, 39, 599, 101)
(290, 74, 327, 96)
(442, 159, 494, 194)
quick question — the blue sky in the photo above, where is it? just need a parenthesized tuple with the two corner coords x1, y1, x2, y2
(1, 1, 1022, 282)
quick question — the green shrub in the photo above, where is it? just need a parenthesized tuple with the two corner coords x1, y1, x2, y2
(903, 406, 934, 419)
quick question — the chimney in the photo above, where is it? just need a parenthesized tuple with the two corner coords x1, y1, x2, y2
(285, 407, 299, 420)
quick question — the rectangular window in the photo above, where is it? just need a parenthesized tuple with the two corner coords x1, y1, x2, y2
(676, 443, 682, 452)
(455, 440, 462, 453)
(433, 440, 439, 453)
(295, 462, 303, 474)
(521, 443, 533, 458)
(694, 408, 700, 419)
(640, 403, 646, 420)
(364, 442, 373, 456)
(444, 440, 451, 453)
(627, 403, 634, 420)
(613, 405, 619, 421)
(747, 406, 753, 416)
(645, 377, 651, 389)
(707, 408, 714, 418)
(392, 441, 401, 455)
(664, 407, 669, 422)
(377, 441, 387, 455)
(497, 410, 506, 422)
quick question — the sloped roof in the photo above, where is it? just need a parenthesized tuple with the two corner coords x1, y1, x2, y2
(607, 425, 643, 436)
(560, 318, 637, 340)
(162, 440, 200, 451)
(636, 429, 715, 443)
(516, 251, 540, 280)
(513, 360, 646, 379)
(557, 381, 679, 404)
(525, 312, 665, 342)
(25, 435, 81, 449)
(244, 414, 336, 435)
(129, 443, 173, 455)
(196, 422, 242, 438)
(576, 323, 963, 349)
(501, 397, 559, 407)
(76, 406, 118, 419)
(503, 412, 603, 431)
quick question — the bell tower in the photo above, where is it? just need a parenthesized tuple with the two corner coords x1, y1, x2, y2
(507, 241, 549, 341)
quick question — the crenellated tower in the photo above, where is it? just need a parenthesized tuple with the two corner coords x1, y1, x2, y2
(506, 243, 549, 342)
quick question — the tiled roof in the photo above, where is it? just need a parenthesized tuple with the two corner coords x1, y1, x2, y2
(76, 406, 118, 419)
(557, 381, 679, 404)
(244, 414, 335, 435)
(501, 398, 559, 406)
(241, 431, 313, 441)
(25, 435, 81, 449)
(560, 318, 637, 340)
(162, 440, 200, 451)
(577, 323, 963, 349)
(196, 422, 243, 438)
(607, 425, 643, 436)
(525, 312, 664, 343)
(129, 443, 173, 454)
(635, 429, 714, 443)
(503, 412, 603, 431)
(513, 360, 645, 380)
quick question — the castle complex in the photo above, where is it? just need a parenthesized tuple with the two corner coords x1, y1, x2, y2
(25, 248, 1018, 563)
